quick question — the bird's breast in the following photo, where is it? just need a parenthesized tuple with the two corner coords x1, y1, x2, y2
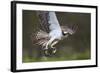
(49, 30, 62, 40)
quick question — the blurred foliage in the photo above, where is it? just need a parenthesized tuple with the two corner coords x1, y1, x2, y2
(22, 10, 91, 63)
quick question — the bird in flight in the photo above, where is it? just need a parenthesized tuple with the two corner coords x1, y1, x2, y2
(31, 11, 77, 56)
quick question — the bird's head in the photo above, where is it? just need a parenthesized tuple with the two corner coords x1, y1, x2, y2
(62, 28, 74, 36)
(61, 24, 78, 36)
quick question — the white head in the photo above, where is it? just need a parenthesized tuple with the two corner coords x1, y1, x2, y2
(61, 24, 78, 37)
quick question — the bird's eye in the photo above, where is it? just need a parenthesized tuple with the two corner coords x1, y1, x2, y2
(64, 31, 67, 34)
(62, 31, 68, 35)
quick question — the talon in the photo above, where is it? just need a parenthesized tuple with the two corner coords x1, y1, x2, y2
(44, 49, 48, 55)
(52, 48, 57, 54)
(45, 50, 48, 55)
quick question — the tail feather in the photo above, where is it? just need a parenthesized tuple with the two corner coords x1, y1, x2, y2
(31, 30, 49, 45)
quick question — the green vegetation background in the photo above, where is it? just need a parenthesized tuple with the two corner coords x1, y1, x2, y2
(22, 10, 91, 63)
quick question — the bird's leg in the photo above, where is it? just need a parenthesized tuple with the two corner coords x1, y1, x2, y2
(45, 38, 55, 49)
(51, 41, 58, 54)
(44, 38, 55, 55)
(51, 41, 58, 48)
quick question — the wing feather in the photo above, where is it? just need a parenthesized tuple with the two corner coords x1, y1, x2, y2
(37, 11, 50, 33)
(37, 11, 61, 33)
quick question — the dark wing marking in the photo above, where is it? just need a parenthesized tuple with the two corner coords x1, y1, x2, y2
(37, 11, 50, 33)
(31, 30, 50, 45)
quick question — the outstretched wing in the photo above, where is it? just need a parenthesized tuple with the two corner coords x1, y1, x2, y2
(32, 11, 62, 45)
(37, 11, 50, 33)
(37, 11, 62, 33)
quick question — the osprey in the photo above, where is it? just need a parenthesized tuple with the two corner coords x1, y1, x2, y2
(31, 11, 77, 55)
